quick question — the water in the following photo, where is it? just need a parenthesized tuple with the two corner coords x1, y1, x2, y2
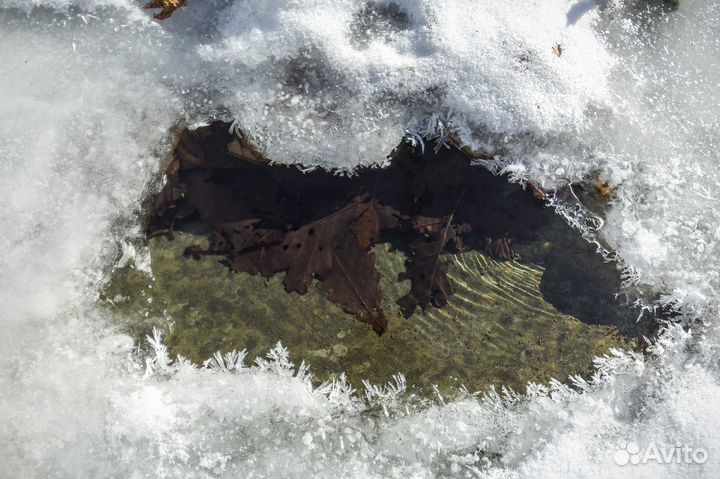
(1, 0, 719, 477)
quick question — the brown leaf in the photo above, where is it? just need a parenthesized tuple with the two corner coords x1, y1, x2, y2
(144, 0, 187, 20)
(149, 122, 547, 333)
(397, 221, 468, 317)
(484, 236, 519, 260)
(412, 215, 446, 235)
(527, 180, 549, 201)
(351, 206, 381, 249)
(221, 198, 387, 332)
(595, 180, 615, 198)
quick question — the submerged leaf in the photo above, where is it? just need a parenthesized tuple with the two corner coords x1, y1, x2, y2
(150, 122, 546, 333)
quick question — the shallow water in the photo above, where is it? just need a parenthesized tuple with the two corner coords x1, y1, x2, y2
(104, 220, 637, 395)
(104, 124, 647, 396)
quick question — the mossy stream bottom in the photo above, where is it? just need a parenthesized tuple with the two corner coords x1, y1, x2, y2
(104, 225, 637, 397)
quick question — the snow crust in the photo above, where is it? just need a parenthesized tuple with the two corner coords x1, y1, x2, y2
(1, 0, 720, 477)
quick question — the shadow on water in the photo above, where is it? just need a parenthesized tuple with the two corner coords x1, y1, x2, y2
(151, 122, 651, 340)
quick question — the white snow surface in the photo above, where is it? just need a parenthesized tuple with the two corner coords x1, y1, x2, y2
(1, 0, 720, 477)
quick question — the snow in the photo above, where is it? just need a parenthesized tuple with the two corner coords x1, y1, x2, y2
(1, 0, 720, 477)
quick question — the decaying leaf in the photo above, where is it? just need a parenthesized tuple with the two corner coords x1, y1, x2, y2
(595, 180, 615, 198)
(143, 0, 187, 20)
(397, 221, 470, 317)
(150, 122, 548, 333)
(225, 198, 396, 333)
(484, 236, 520, 261)
(527, 180, 550, 201)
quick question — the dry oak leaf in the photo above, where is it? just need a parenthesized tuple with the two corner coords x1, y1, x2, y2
(595, 180, 615, 198)
(144, 0, 187, 20)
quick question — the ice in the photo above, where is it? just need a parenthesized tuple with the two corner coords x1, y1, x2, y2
(193, 0, 614, 169)
(1, 0, 720, 477)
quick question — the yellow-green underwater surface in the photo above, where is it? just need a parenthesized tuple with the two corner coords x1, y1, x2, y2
(105, 208, 650, 396)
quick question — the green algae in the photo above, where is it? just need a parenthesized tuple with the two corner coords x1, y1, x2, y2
(104, 218, 640, 396)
